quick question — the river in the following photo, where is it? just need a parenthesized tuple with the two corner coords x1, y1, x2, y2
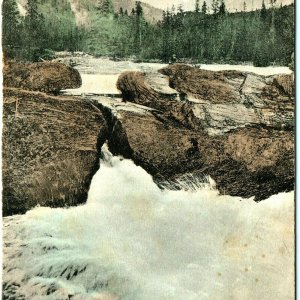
(62, 57, 292, 96)
(3, 59, 294, 300)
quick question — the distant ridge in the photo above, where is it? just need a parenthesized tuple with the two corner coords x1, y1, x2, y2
(16, 0, 163, 23)
(112, 0, 163, 22)
(140, 0, 293, 12)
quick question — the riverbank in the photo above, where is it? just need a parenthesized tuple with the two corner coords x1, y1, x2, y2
(2, 59, 294, 215)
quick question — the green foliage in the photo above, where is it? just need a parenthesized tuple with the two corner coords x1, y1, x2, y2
(2, 0, 294, 66)
(202, 1, 208, 14)
(195, 0, 200, 13)
(2, 0, 21, 58)
(155, 3, 294, 65)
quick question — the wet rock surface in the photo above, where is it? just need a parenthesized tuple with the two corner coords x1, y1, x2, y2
(2, 88, 108, 216)
(113, 64, 294, 199)
(95, 97, 294, 201)
(117, 64, 294, 134)
(2, 62, 294, 215)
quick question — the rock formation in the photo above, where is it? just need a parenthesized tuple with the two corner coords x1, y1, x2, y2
(3, 61, 82, 94)
(2, 62, 294, 215)
(96, 97, 294, 201)
(2, 88, 108, 216)
(114, 64, 294, 200)
(117, 64, 294, 134)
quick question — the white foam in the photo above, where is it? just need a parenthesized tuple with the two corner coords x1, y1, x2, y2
(200, 64, 292, 76)
(3, 145, 294, 299)
(64, 74, 121, 95)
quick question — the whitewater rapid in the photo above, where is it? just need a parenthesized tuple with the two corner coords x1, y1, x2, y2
(3, 145, 294, 300)
(62, 57, 292, 96)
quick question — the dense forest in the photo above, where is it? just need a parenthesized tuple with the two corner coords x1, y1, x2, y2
(2, 0, 294, 66)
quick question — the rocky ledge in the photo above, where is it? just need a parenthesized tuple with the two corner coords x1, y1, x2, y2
(114, 64, 294, 199)
(3, 60, 82, 94)
(96, 96, 294, 201)
(117, 64, 294, 135)
(2, 88, 108, 216)
(2, 62, 294, 215)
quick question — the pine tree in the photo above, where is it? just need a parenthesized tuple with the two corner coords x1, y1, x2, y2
(100, 0, 113, 14)
(219, 0, 226, 15)
(24, 0, 46, 59)
(212, 0, 219, 14)
(195, 0, 200, 13)
(2, 0, 21, 49)
(134, 1, 144, 53)
(178, 4, 184, 14)
(202, 1, 207, 14)
(135, 1, 143, 16)
(261, 0, 267, 19)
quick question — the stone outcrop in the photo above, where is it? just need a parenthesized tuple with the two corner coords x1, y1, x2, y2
(2, 62, 294, 215)
(3, 61, 82, 94)
(2, 88, 108, 216)
(117, 64, 294, 135)
(113, 64, 294, 200)
(95, 97, 294, 201)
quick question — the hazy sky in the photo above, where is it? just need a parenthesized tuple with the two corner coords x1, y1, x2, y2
(143, 0, 194, 10)
(141, 0, 293, 11)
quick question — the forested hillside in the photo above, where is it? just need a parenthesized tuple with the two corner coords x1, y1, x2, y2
(2, 0, 294, 66)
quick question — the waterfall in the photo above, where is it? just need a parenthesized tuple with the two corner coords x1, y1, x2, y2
(3, 144, 294, 300)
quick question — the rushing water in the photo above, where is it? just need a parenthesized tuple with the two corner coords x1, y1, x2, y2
(3, 145, 294, 300)
(3, 59, 294, 299)
(63, 57, 292, 96)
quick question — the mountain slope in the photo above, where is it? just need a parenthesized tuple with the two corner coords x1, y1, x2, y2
(112, 0, 163, 22)
(16, 0, 163, 23)
(140, 0, 293, 12)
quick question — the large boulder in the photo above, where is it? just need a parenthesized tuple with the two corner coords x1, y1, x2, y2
(117, 64, 294, 134)
(113, 65, 294, 200)
(3, 61, 82, 94)
(96, 97, 294, 201)
(2, 88, 108, 216)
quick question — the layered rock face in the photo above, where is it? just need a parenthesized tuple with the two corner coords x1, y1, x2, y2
(114, 64, 294, 200)
(117, 65, 294, 134)
(3, 61, 82, 94)
(2, 88, 108, 216)
(96, 97, 293, 201)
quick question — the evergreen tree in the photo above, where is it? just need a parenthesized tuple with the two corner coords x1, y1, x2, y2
(2, 0, 21, 53)
(202, 1, 208, 14)
(253, 1, 270, 66)
(171, 5, 176, 15)
(212, 0, 219, 14)
(135, 1, 143, 16)
(24, 0, 46, 60)
(219, 0, 226, 15)
(195, 0, 200, 13)
(2, 0, 293, 66)
(178, 4, 184, 14)
(261, 0, 267, 19)
(134, 1, 144, 53)
(99, 0, 113, 14)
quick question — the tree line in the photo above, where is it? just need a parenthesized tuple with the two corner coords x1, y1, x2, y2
(3, 0, 84, 61)
(2, 0, 294, 66)
(155, 0, 294, 66)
